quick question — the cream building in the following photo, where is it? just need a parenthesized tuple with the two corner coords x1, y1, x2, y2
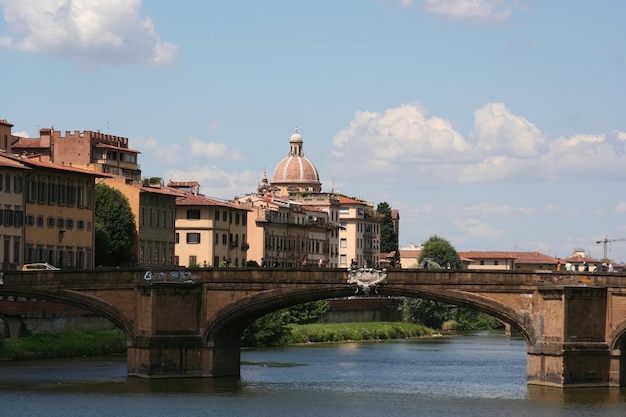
(337, 196, 381, 269)
(169, 184, 249, 268)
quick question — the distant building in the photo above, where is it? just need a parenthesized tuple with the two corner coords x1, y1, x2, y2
(169, 183, 249, 268)
(12, 128, 141, 184)
(458, 251, 560, 271)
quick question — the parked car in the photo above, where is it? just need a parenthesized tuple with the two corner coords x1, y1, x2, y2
(21, 263, 60, 271)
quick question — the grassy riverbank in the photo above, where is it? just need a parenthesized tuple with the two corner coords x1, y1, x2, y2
(287, 321, 436, 344)
(0, 329, 126, 360)
(0, 322, 435, 360)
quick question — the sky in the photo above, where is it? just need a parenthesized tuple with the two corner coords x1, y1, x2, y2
(1, 0, 625, 261)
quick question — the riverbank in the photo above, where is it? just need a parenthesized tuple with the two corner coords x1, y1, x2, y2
(0, 329, 126, 360)
(0, 322, 437, 360)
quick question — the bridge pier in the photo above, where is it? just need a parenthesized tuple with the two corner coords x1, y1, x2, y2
(126, 337, 241, 378)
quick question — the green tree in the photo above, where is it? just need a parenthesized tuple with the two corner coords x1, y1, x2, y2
(376, 202, 398, 255)
(401, 298, 452, 329)
(95, 183, 136, 266)
(241, 301, 330, 346)
(418, 235, 463, 269)
(241, 310, 292, 347)
(402, 235, 461, 329)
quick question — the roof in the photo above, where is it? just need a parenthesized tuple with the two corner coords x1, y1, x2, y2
(1, 154, 107, 177)
(176, 192, 249, 211)
(11, 137, 43, 148)
(338, 196, 367, 205)
(459, 251, 559, 264)
(0, 154, 30, 170)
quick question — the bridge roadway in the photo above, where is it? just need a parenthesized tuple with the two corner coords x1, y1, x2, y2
(1, 267, 626, 388)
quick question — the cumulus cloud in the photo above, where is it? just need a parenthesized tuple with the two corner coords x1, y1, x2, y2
(0, 0, 178, 68)
(616, 202, 626, 215)
(165, 166, 259, 200)
(421, 0, 512, 24)
(188, 138, 245, 160)
(453, 218, 505, 239)
(329, 102, 626, 187)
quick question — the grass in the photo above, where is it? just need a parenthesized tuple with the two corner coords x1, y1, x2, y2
(0, 329, 126, 360)
(287, 321, 436, 344)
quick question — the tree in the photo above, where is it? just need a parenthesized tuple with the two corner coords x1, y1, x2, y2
(376, 202, 398, 254)
(402, 235, 462, 329)
(418, 235, 463, 269)
(95, 183, 136, 266)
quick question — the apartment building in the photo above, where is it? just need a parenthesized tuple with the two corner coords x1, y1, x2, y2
(170, 185, 249, 268)
(337, 196, 381, 269)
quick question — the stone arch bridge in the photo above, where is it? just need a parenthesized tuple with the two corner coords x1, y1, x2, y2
(1, 268, 626, 388)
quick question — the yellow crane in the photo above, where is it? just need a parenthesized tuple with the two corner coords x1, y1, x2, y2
(595, 236, 626, 259)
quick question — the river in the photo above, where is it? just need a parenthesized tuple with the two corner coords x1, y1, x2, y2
(1, 331, 625, 416)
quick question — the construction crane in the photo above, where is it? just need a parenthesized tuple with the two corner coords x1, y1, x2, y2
(595, 236, 626, 259)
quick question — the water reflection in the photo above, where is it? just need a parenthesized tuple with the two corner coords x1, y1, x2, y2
(0, 332, 625, 417)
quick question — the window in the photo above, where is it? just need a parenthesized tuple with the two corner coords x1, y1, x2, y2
(187, 209, 200, 220)
(47, 216, 55, 228)
(186, 233, 201, 244)
(14, 210, 23, 227)
(26, 214, 35, 226)
(38, 175, 47, 204)
(340, 238, 347, 248)
(27, 177, 36, 202)
(5, 174, 10, 192)
(222, 234, 227, 245)
(37, 215, 44, 227)
(14, 175, 23, 193)
(215, 209, 220, 220)
(48, 177, 57, 204)
(77, 220, 85, 230)
(189, 255, 197, 266)
(57, 218, 65, 229)
(175, 233, 179, 244)
(215, 234, 219, 244)
(66, 218, 74, 230)
(4, 208, 13, 227)
(222, 211, 227, 222)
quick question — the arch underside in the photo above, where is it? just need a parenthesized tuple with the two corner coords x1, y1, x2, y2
(205, 284, 534, 347)
(0, 288, 134, 340)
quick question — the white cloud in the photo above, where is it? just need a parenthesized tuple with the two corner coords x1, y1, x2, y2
(453, 218, 505, 239)
(0, 0, 178, 68)
(422, 0, 512, 24)
(165, 166, 259, 200)
(616, 202, 626, 215)
(329, 102, 626, 187)
(188, 138, 245, 160)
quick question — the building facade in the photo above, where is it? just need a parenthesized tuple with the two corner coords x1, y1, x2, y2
(170, 185, 249, 268)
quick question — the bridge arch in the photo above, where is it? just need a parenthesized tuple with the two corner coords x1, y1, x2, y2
(0, 287, 135, 340)
(205, 283, 534, 348)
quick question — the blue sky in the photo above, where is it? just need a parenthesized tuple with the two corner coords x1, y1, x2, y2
(1, 0, 625, 260)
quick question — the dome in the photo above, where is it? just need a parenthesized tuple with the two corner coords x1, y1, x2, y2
(271, 129, 321, 195)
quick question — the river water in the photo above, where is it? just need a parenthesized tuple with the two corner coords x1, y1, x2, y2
(1, 331, 625, 416)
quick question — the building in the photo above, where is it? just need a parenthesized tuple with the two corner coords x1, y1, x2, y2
(458, 251, 560, 271)
(169, 183, 250, 268)
(233, 192, 337, 268)
(12, 128, 141, 184)
(232, 129, 366, 268)
(101, 177, 178, 266)
(337, 196, 381, 269)
(0, 152, 28, 270)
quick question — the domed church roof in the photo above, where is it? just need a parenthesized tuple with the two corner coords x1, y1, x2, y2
(271, 128, 321, 195)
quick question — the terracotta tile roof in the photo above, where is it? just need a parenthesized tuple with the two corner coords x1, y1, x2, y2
(338, 196, 367, 205)
(3, 154, 107, 176)
(0, 154, 30, 169)
(140, 185, 183, 196)
(459, 251, 559, 265)
(176, 192, 248, 210)
(399, 249, 421, 259)
(560, 254, 601, 264)
(12, 137, 43, 148)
